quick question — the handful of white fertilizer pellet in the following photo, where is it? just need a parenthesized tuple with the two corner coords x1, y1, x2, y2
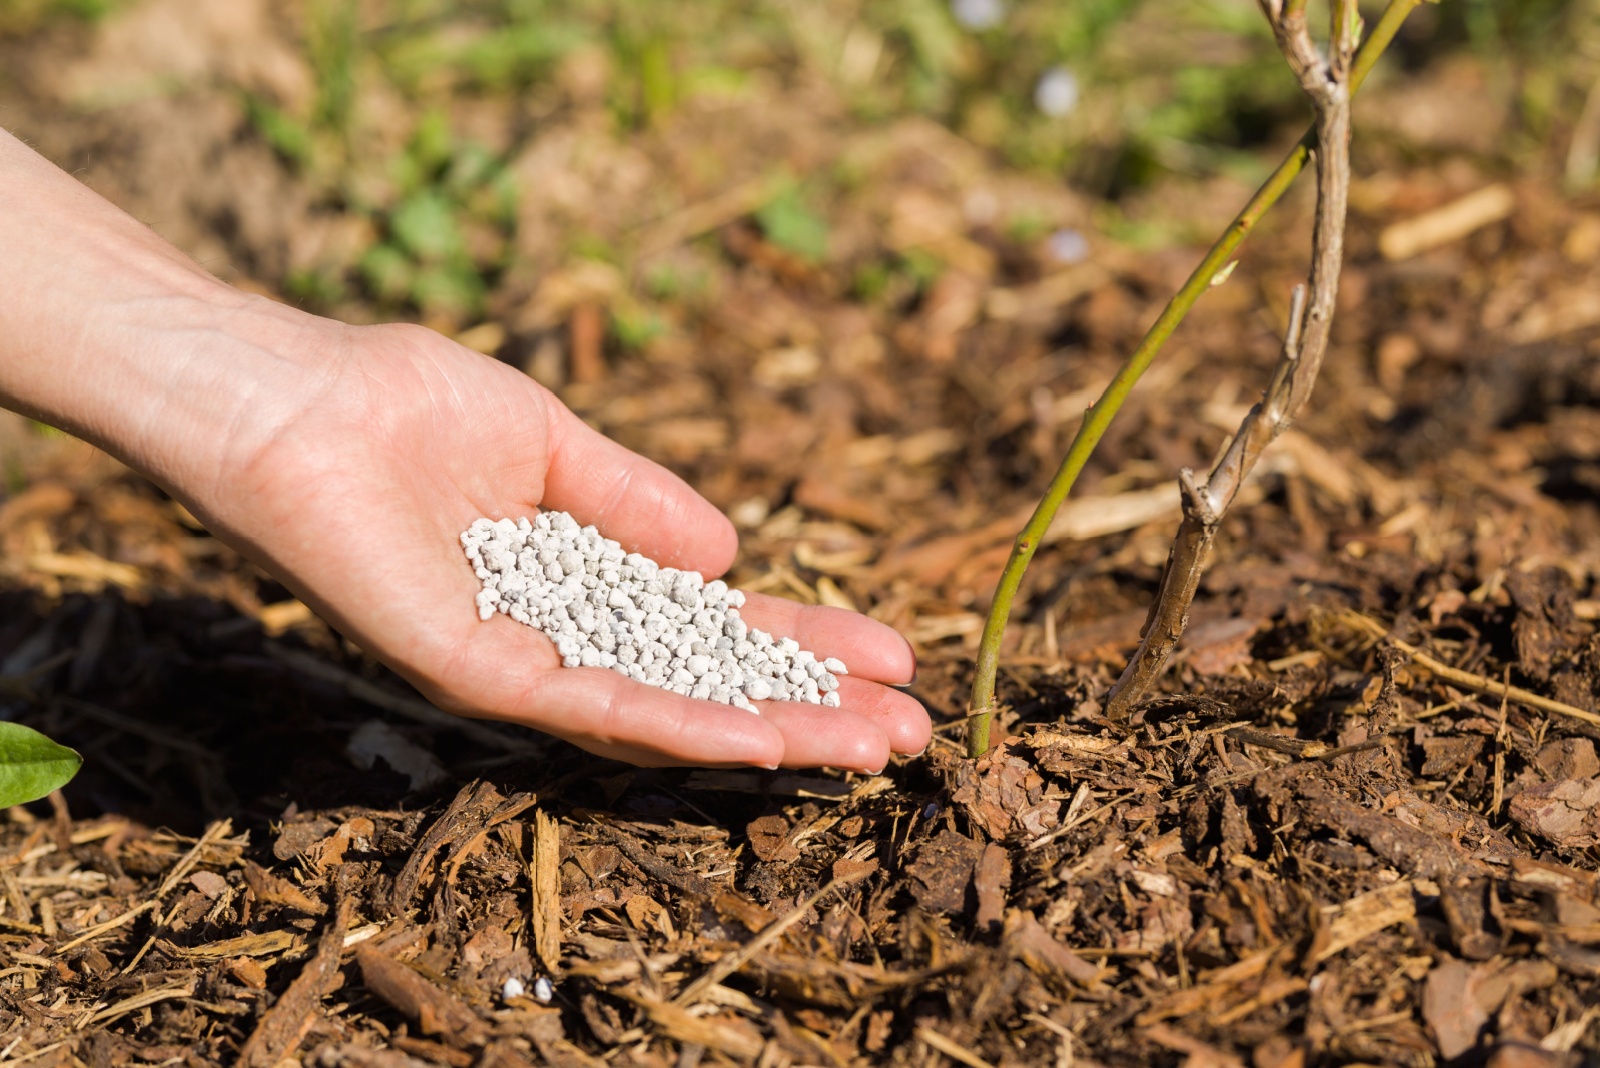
(461, 512, 848, 712)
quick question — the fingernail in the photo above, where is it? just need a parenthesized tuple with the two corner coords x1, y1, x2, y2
(757, 762, 780, 771)
(856, 766, 885, 776)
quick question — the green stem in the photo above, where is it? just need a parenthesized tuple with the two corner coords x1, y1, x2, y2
(965, 0, 1423, 759)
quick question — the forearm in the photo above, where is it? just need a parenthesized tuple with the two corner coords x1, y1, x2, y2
(0, 127, 330, 498)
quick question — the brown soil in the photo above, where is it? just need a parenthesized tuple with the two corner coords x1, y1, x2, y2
(2, 4, 1600, 1067)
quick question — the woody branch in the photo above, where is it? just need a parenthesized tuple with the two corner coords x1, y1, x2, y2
(1105, 0, 1356, 721)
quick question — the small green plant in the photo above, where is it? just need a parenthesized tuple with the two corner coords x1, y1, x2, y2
(610, 306, 667, 350)
(245, 98, 314, 168)
(0, 723, 81, 808)
(356, 115, 517, 320)
(850, 261, 892, 302)
(381, 19, 583, 94)
(644, 262, 704, 301)
(965, 0, 1431, 758)
(755, 187, 831, 263)
(307, 0, 360, 135)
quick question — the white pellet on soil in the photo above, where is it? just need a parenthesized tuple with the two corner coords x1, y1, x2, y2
(461, 512, 848, 712)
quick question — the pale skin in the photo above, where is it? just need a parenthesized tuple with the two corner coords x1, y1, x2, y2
(0, 128, 931, 771)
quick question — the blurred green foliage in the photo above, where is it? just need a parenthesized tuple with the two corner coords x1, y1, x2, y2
(15, 0, 1588, 318)
(610, 306, 667, 349)
(354, 110, 516, 319)
(235, 0, 1329, 319)
(755, 186, 831, 264)
(0, 0, 120, 35)
(307, 0, 359, 132)
(1439, 0, 1592, 155)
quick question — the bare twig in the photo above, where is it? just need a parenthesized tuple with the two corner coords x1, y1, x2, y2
(964, 0, 1426, 756)
(915, 1028, 998, 1068)
(671, 865, 873, 1007)
(1337, 611, 1600, 728)
(1105, 0, 1357, 722)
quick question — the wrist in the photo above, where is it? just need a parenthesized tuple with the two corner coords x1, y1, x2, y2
(0, 126, 340, 508)
(102, 290, 343, 507)
(11, 268, 339, 512)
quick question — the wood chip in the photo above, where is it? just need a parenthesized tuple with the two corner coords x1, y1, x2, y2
(1003, 911, 1104, 989)
(1378, 183, 1515, 261)
(355, 945, 490, 1048)
(915, 1026, 998, 1068)
(530, 808, 562, 974)
(160, 929, 301, 961)
(627, 995, 763, 1060)
(78, 976, 198, 1029)
(1311, 880, 1418, 963)
(238, 897, 353, 1067)
(244, 861, 326, 916)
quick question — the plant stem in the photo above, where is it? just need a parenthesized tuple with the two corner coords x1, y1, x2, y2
(965, 0, 1424, 758)
(1106, 0, 1356, 721)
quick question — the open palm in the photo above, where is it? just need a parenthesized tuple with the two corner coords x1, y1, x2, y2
(193, 322, 929, 770)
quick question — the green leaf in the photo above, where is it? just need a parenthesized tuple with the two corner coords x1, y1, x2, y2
(755, 187, 830, 264)
(611, 306, 666, 350)
(408, 110, 454, 177)
(359, 244, 415, 304)
(411, 263, 486, 318)
(0, 723, 81, 808)
(391, 192, 465, 263)
(638, 37, 675, 125)
(245, 97, 313, 167)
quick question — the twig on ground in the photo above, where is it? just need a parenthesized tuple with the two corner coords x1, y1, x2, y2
(1104, 0, 1358, 722)
(1336, 611, 1600, 728)
(76, 978, 199, 1031)
(672, 865, 874, 1007)
(966, 0, 1427, 756)
(51, 899, 158, 957)
(1225, 725, 1394, 762)
(238, 895, 354, 1068)
(916, 1027, 999, 1068)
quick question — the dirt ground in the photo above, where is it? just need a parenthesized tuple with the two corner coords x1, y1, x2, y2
(2, 2, 1600, 1066)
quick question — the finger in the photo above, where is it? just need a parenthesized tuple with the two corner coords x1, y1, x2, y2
(756, 702, 891, 773)
(832, 676, 932, 755)
(733, 593, 916, 684)
(415, 609, 783, 767)
(540, 397, 738, 577)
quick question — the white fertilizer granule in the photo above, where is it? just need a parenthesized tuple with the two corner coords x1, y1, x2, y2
(461, 513, 848, 712)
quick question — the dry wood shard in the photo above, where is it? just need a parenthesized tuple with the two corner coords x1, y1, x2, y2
(238, 897, 353, 1068)
(1107, 0, 1356, 719)
(530, 808, 563, 974)
(355, 944, 490, 1048)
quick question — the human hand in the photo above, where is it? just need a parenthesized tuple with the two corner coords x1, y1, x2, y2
(0, 127, 927, 770)
(189, 320, 929, 770)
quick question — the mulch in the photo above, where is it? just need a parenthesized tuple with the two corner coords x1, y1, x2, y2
(2, 9, 1600, 1066)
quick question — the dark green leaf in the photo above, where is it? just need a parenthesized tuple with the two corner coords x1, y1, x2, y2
(0, 723, 81, 808)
